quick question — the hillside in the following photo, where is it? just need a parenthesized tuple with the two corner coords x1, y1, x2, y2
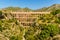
(34, 4, 60, 12)
(2, 7, 33, 12)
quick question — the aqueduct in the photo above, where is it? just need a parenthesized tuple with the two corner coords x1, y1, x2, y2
(4, 12, 50, 26)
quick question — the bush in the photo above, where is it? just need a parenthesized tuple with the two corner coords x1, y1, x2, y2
(0, 11, 4, 19)
(37, 24, 59, 40)
(0, 11, 2, 15)
(51, 9, 60, 15)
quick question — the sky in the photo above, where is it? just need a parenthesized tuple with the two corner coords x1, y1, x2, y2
(0, 0, 60, 10)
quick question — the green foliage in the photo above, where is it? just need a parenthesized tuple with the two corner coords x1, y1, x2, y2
(0, 18, 24, 40)
(10, 36, 18, 40)
(51, 9, 60, 15)
(37, 24, 59, 40)
(0, 11, 2, 15)
(0, 11, 4, 19)
(55, 18, 60, 24)
(24, 27, 35, 40)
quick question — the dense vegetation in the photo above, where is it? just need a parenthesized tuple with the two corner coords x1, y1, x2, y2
(0, 9, 60, 40)
(24, 10, 60, 40)
(0, 11, 24, 40)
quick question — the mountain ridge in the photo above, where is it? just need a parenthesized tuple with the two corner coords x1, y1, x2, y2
(1, 4, 60, 12)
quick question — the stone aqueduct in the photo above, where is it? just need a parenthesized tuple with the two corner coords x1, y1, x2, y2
(5, 12, 50, 26)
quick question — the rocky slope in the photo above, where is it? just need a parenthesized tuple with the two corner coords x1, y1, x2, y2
(34, 4, 60, 12)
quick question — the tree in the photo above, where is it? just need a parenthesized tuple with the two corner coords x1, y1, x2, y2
(51, 9, 60, 15)
(0, 11, 4, 19)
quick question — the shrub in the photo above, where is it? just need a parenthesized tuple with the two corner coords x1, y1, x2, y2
(37, 24, 59, 40)
(51, 9, 60, 15)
